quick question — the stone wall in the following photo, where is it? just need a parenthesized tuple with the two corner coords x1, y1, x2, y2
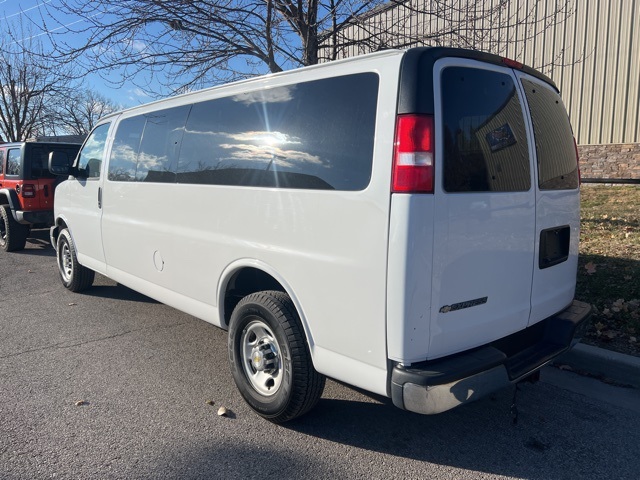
(578, 143, 640, 180)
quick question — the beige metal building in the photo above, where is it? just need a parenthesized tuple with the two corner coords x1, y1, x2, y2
(322, 0, 640, 177)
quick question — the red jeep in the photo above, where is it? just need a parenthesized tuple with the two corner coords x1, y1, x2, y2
(0, 142, 81, 251)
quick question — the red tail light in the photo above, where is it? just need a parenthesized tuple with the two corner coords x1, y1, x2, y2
(21, 184, 36, 198)
(392, 114, 434, 193)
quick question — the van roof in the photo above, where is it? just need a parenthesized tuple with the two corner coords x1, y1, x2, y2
(98, 46, 556, 123)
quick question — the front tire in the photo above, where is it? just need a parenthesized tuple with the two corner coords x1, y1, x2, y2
(56, 228, 95, 292)
(228, 291, 325, 423)
(0, 205, 28, 252)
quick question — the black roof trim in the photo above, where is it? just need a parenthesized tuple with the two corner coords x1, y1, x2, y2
(397, 47, 557, 115)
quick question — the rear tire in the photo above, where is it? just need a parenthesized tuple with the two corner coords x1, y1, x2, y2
(56, 228, 95, 292)
(228, 291, 325, 423)
(0, 205, 28, 252)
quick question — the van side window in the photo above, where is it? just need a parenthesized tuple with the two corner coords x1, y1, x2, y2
(521, 79, 579, 190)
(177, 74, 378, 190)
(136, 105, 191, 182)
(107, 74, 378, 190)
(7, 149, 21, 176)
(178, 74, 378, 190)
(78, 123, 111, 178)
(441, 67, 531, 193)
(109, 116, 146, 181)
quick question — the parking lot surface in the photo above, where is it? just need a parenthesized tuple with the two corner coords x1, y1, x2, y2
(2, 233, 640, 479)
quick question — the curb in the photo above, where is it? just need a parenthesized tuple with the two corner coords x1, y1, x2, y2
(554, 343, 640, 389)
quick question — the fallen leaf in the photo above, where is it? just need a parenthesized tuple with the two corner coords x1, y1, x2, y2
(217, 406, 228, 416)
(75, 400, 87, 406)
(584, 262, 597, 275)
(68, 303, 77, 306)
(205, 400, 215, 406)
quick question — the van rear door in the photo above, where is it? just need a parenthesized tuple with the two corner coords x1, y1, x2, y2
(429, 59, 537, 359)
(516, 73, 580, 324)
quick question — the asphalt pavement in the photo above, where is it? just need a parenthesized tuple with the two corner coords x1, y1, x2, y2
(1, 231, 640, 479)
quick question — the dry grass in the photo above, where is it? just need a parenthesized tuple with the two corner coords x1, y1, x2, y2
(577, 184, 640, 356)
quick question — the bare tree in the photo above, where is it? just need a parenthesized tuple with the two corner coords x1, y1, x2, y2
(41, 1, 574, 94)
(0, 25, 76, 142)
(50, 89, 120, 136)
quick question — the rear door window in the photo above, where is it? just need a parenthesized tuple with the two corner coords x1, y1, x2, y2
(441, 67, 531, 193)
(520, 79, 579, 190)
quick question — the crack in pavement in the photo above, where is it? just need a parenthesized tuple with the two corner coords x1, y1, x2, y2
(0, 322, 189, 360)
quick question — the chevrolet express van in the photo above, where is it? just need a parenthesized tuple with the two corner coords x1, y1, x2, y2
(50, 47, 591, 423)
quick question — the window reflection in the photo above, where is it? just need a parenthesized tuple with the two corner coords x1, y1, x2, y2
(442, 67, 530, 193)
(78, 123, 111, 178)
(108, 73, 379, 190)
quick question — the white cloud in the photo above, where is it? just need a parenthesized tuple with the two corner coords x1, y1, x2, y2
(218, 143, 322, 167)
(232, 85, 296, 105)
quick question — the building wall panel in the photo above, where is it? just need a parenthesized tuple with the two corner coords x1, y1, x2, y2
(324, 0, 639, 145)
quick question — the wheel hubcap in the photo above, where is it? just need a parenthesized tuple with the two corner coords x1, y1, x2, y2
(241, 320, 282, 396)
(59, 242, 73, 282)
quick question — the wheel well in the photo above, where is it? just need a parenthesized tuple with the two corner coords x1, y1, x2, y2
(223, 267, 286, 327)
(51, 218, 68, 243)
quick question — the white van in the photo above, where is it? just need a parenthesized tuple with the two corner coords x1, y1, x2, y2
(50, 47, 591, 423)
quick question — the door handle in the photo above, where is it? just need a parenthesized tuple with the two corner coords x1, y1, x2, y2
(98, 187, 102, 209)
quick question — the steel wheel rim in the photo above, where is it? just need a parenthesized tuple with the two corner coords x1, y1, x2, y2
(0, 217, 6, 246)
(240, 319, 283, 396)
(59, 241, 73, 282)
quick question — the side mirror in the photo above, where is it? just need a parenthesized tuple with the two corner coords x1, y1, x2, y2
(49, 151, 74, 176)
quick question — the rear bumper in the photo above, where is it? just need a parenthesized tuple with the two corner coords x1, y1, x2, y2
(390, 300, 592, 415)
(15, 209, 53, 226)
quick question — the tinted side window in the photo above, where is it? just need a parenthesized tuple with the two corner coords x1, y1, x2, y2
(7, 149, 21, 176)
(177, 73, 379, 190)
(441, 67, 531, 193)
(0, 149, 4, 175)
(78, 123, 111, 178)
(109, 116, 146, 181)
(521, 79, 579, 190)
(136, 106, 191, 182)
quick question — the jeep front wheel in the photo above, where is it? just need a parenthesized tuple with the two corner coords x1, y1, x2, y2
(0, 205, 28, 252)
(56, 228, 95, 292)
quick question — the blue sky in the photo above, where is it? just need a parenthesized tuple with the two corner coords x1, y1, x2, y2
(2, 0, 159, 108)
